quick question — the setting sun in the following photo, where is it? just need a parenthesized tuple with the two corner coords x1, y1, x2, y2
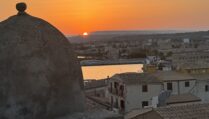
(83, 32, 88, 36)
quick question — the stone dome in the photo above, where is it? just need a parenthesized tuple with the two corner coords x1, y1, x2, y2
(0, 3, 85, 119)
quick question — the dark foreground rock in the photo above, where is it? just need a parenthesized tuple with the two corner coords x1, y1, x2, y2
(57, 98, 123, 119)
(0, 3, 85, 119)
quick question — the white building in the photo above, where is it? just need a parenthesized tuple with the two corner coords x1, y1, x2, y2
(191, 74, 209, 102)
(151, 71, 209, 103)
(109, 73, 162, 113)
(183, 38, 190, 43)
(108, 71, 209, 114)
(171, 51, 209, 69)
(152, 71, 196, 95)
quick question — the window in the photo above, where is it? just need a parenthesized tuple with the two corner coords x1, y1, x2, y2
(185, 81, 190, 87)
(142, 85, 148, 92)
(120, 100, 125, 110)
(114, 82, 118, 88)
(167, 83, 173, 90)
(119, 85, 124, 97)
(142, 101, 148, 108)
(111, 96, 113, 107)
(205, 85, 209, 92)
(114, 82, 119, 95)
(110, 83, 113, 93)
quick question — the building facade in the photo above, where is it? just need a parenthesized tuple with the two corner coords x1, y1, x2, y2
(109, 73, 162, 113)
(109, 71, 209, 114)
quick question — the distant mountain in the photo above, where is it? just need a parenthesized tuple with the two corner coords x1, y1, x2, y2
(91, 30, 189, 35)
(67, 30, 209, 43)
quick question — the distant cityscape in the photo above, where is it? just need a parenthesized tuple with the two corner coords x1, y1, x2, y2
(70, 30, 209, 61)
(80, 30, 209, 119)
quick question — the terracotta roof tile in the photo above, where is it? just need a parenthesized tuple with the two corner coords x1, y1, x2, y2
(155, 103, 209, 119)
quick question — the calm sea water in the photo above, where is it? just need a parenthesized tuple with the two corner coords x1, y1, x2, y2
(82, 64, 143, 80)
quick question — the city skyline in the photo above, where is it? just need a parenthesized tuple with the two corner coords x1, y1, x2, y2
(1, 0, 209, 35)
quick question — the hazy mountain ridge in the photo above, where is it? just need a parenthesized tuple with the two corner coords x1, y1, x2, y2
(67, 30, 209, 43)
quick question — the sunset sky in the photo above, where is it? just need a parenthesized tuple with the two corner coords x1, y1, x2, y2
(1, 0, 209, 35)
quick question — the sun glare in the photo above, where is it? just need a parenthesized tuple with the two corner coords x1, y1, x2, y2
(83, 32, 88, 36)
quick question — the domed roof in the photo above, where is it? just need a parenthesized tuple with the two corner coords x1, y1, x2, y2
(0, 3, 85, 119)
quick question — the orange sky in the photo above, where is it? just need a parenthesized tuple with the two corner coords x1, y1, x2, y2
(1, 0, 209, 35)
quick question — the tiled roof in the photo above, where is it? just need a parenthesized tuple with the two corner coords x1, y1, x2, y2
(178, 62, 209, 69)
(112, 72, 162, 85)
(191, 74, 209, 80)
(155, 103, 209, 119)
(125, 108, 153, 119)
(111, 71, 209, 86)
(166, 93, 201, 104)
(151, 71, 195, 81)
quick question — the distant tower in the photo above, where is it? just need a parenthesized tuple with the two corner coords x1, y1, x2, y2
(0, 3, 85, 119)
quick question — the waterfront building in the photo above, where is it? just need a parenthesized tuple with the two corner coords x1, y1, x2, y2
(171, 51, 209, 71)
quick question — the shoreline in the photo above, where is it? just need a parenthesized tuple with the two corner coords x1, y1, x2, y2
(80, 59, 145, 66)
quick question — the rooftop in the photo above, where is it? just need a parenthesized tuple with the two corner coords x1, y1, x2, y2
(166, 93, 201, 105)
(191, 74, 209, 80)
(111, 71, 209, 86)
(151, 71, 195, 81)
(112, 72, 162, 85)
(178, 62, 209, 69)
(155, 103, 209, 119)
(131, 103, 209, 119)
